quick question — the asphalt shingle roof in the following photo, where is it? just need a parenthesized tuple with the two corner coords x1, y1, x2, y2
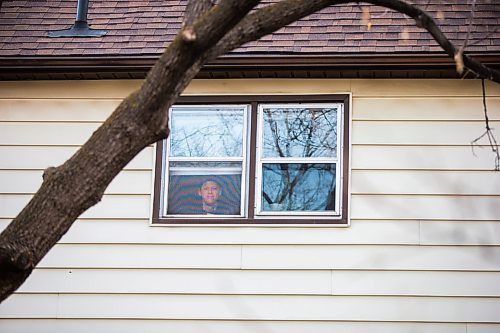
(0, 0, 498, 57)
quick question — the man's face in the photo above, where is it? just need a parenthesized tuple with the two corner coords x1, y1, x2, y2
(198, 181, 221, 205)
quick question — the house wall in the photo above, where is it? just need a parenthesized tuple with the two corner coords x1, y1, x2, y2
(0, 79, 499, 333)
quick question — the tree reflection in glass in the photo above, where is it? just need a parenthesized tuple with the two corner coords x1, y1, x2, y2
(262, 163, 336, 211)
(170, 107, 244, 157)
(260, 106, 338, 212)
(263, 107, 337, 158)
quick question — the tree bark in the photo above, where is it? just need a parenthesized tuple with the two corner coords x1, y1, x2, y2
(184, 0, 213, 26)
(1, 0, 499, 303)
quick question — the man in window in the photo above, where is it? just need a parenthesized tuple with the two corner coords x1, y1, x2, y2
(198, 178, 226, 214)
(167, 175, 241, 216)
(184, 178, 236, 215)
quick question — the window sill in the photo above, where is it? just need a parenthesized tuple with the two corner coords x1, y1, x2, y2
(151, 217, 349, 226)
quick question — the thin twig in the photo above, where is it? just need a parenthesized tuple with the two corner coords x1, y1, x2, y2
(467, 27, 500, 46)
(461, 68, 471, 80)
(471, 79, 500, 170)
(461, 0, 476, 51)
(371, 8, 390, 19)
(423, 0, 432, 12)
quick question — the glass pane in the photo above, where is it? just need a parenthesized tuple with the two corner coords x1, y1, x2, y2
(167, 172, 241, 216)
(262, 106, 337, 158)
(261, 163, 336, 212)
(170, 106, 245, 157)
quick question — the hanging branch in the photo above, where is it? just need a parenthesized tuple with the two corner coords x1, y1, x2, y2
(471, 79, 500, 171)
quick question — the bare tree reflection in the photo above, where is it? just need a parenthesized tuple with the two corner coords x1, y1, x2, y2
(262, 163, 336, 211)
(170, 108, 244, 157)
(263, 107, 337, 158)
(262, 107, 338, 212)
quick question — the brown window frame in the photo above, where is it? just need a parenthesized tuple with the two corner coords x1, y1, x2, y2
(152, 94, 350, 225)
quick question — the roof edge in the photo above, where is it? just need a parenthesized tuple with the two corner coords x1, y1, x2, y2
(1, 53, 499, 80)
(2, 53, 500, 69)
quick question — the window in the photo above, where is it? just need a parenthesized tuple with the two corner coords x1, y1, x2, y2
(162, 105, 248, 217)
(152, 95, 349, 225)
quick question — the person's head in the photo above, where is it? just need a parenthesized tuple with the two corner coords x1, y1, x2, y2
(198, 179, 222, 206)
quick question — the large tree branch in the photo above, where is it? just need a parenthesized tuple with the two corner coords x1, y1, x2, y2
(184, 0, 213, 26)
(208, 0, 500, 83)
(365, 0, 500, 82)
(0, 0, 261, 303)
(158, 0, 500, 119)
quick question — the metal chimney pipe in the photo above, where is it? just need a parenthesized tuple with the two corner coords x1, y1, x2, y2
(48, 0, 106, 37)
(75, 0, 89, 23)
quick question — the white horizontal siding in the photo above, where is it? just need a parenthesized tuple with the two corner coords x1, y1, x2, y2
(332, 270, 500, 296)
(420, 221, 500, 245)
(0, 219, 421, 245)
(3, 219, 499, 246)
(241, 245, 500, 270)
(184, 78, 494, 97)
(0, 79, 495, 99)
(0, 194, 150, 219)
(352, 145, 499, 170)
(468, 324, 500, 333)
(352, 121, 500, 145)
(38, 244, 242, 269)
(7, 193, 497, 221)
(2, 79, 500, 332)
(35, 219, 500, 246)
(28, 243, 500, 271)
(0, 170, 152, 195)
(17, 268, 500, 297)
(18, 269, 332, 295)
(0, 80, 141, 99)
(351, 79, 500, 97)
(0, 99, 118, 122)
(0, 295, 56, 318)
(2, 293, 500, 322)
(351, 195, 500, 220)
(352, 97, 500, 120)
(0, 319, 468, 333)
(351, 170, 500, 195)
(0, 146, 154, 170)
(0, 122, 101, 145)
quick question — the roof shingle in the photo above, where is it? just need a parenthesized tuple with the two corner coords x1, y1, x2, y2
(0, 0, 498, 57)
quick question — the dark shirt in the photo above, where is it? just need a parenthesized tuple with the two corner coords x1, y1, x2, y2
(175, 201, 238, 215)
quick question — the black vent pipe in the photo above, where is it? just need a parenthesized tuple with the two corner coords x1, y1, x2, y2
(49, 0, 106, 37)
(76, 0, 90, 23)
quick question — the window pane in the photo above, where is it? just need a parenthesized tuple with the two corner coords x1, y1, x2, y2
(170, 106, 245, 157)
(261, 163, 336, 212)
(167, 173, 241, 215)
(262, 106, 337, 158)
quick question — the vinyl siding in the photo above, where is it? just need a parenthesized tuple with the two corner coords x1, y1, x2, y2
(0, 79, 499, 333)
